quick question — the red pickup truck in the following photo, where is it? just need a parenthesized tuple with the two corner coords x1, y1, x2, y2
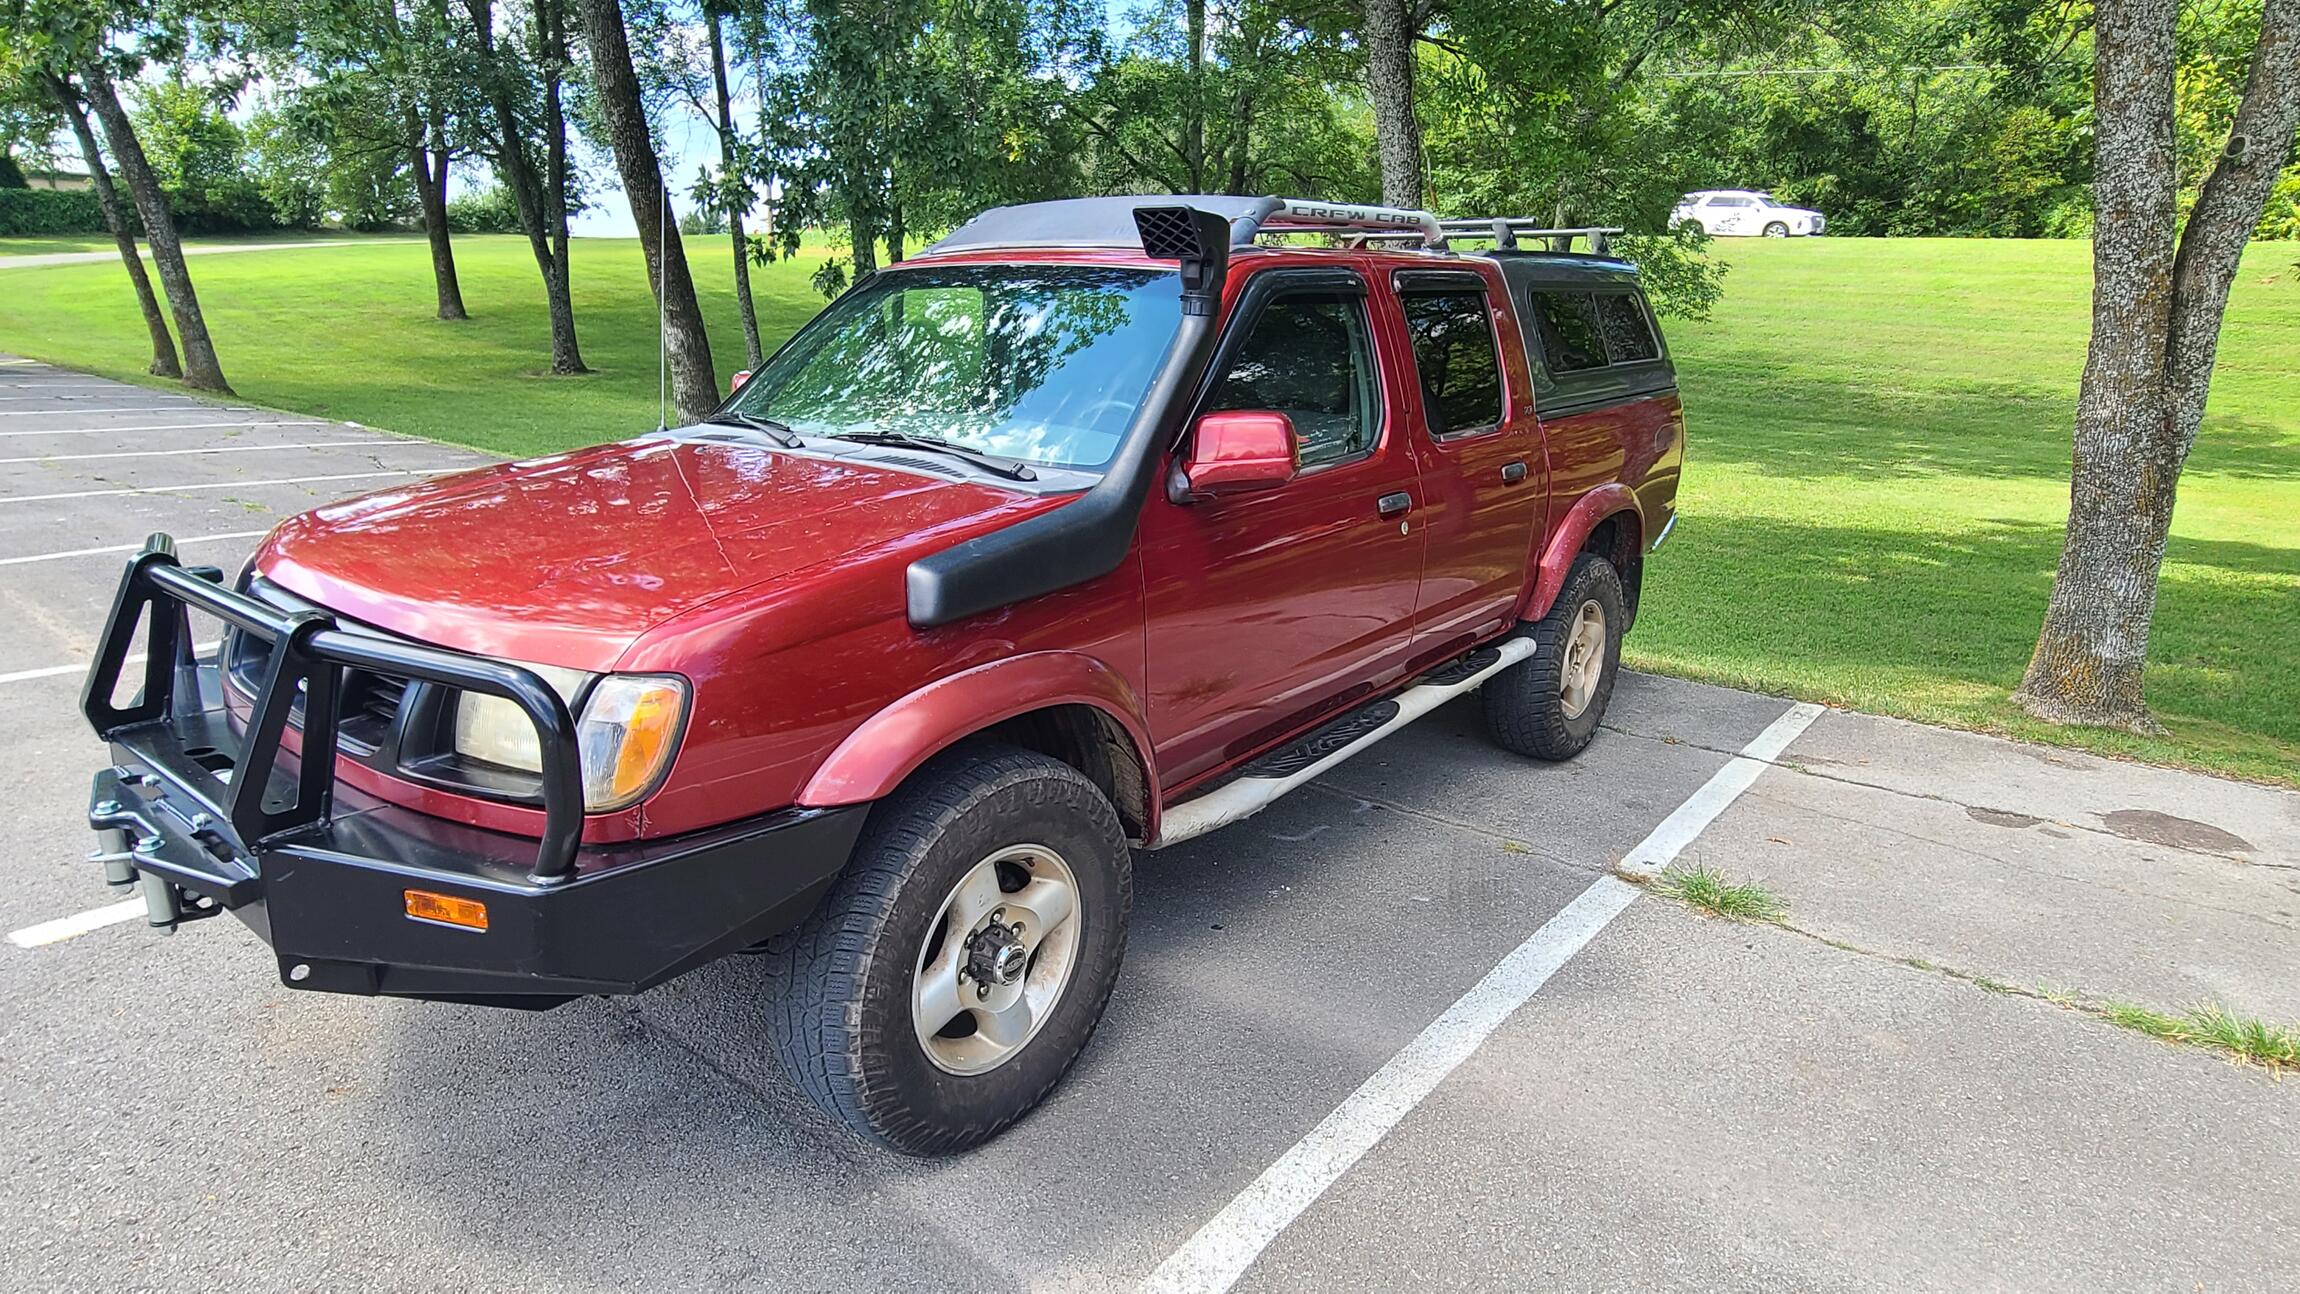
(82, 196, 1683, 1154)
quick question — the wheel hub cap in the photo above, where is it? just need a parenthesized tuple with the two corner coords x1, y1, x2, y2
(1559, 598, 1608, 720)
(968, 924, 1029, 986)
(910, 844, 1084, 1076)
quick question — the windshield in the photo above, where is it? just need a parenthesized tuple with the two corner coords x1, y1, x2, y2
(725, 264, 1181, 471)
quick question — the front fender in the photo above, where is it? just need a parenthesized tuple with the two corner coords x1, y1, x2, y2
(1519, 485, 1643, 623)
(797, 650, 1159, 828)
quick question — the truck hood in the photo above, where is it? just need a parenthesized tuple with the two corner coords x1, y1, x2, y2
(253, 436, 1056, 671)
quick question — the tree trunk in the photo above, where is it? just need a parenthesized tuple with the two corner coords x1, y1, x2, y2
(849, 210, 878, 277)
(885, 198, 905, 265)
(1362, 0, 1424, 209)
(538, 0, 582, 369)
(2014, 0, 2180, 730)
(466, 0, 586, 373)
(2166, 0, 2300, 446)
(407, 105, 468, 321)
(708, 10, 764, 367)
(577, 0, 719, 422)
(47, 72, 179, 379)
(1184, 0, 1207, 191)
(2016, 0, 2300, 730)
(79, 66, 228, 393)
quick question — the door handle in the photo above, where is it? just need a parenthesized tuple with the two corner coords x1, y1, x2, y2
(1500, 460, 1528, 484)
(1376, 492, 1412, 518)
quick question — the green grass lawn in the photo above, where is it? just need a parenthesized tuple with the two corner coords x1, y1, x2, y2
(1644, 238, 2300, 784)
(0, 234, 122, 257)
(0, 233, 2291, 783)
(0, 230, 424, 259)
(0, 234, 826, 453)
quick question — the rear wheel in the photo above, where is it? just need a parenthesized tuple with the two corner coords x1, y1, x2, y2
(1483, 553, 1626, 760)
(1762, 221, 1791, 238)
(765, 745, 1131, 1155)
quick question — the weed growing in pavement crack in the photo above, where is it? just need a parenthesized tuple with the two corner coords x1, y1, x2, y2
(2100, 1002, 2300, 1074)
(1649, 864, 1787, 922)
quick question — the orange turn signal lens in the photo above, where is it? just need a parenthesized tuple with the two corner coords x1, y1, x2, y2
(404, 889, 489, 931)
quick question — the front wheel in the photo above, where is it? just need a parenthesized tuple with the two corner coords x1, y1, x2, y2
(765, 745, 1132, 1155)
(1762, 221, 1791, 237)
(1483, 553, 1626, 760)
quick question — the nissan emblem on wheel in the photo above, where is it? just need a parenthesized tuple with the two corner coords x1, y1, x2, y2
(78, 194, 1684, 1155)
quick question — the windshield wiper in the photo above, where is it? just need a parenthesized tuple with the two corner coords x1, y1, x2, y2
(701, 410, 803, 448)
(825, 431, 1038, 482)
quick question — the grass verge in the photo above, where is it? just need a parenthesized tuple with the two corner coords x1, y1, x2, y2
(1648, 864, 1787, 922)
(0, 235, 2292, 782)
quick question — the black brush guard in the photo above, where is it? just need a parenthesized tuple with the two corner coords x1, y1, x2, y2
(79, 535, 864, 1007)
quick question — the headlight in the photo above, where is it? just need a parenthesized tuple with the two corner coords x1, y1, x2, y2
(573, 675, 689, 810)
(451, 667, 689, 811)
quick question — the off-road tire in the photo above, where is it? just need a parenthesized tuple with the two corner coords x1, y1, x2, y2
(764, 745, 1131, 1156)
(1762, 221, 1791, 237)
(1483, 553, 1626, 760)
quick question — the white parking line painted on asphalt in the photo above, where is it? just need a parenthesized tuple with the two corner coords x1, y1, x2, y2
(0, 420, 323, 438)
(1139, 700, 1829, 1294)
(7, 900, 145, 949)
(0, 439, 402, 465)
(1616, 701, 1827, 879)
(0, 406, 226, 416)
(0, 466, 464, 506)
(0, 529, 272, 567)
(0, 640, 219, 687)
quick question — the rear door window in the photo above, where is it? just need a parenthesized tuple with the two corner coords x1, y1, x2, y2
(1596, 294, 1660, 364)
(1528, 291, 1608, 373)
(1207, 295, 1381, 468)
(1399, 291, 1504, 436)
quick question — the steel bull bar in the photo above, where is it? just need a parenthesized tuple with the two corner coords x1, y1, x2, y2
(76, 534, 864, 1007)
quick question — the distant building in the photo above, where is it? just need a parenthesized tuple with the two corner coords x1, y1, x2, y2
(23, 167, 93, 193)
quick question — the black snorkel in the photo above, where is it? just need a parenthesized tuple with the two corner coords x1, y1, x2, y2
(904, 205, 1234, 628)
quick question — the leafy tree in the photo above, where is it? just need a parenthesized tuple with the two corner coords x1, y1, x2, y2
(447, 182, 525, 231)
(1077, 0, 1375, 198)
(19, 61, 181, 376)
(762, 0, 1096, 291)
(634, 0, 770, 365)
(577, 0, 718, 420)
(130, 72, 276, 231)
(463, 0, 588, 369)
(234, 0, 487, 314)
(2016, 0, 2300, 730)
(9, 1, 233, 390)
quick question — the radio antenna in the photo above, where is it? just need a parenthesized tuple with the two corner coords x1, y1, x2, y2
(656, 180, 669, 432)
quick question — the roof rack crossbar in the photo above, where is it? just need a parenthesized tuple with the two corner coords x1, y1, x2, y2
(1434, 220, 1625, 254)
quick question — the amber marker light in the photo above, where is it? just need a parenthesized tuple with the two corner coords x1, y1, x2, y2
(405, 889, 489, 931)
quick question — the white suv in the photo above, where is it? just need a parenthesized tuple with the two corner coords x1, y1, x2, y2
(1672, 190, 1826, 237)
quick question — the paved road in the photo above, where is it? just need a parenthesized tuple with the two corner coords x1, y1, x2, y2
(0, 239, 398, 271)
(1, 356, 2293, 1291)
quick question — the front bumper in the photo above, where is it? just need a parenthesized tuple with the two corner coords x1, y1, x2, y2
(80, 537, 865, 1008)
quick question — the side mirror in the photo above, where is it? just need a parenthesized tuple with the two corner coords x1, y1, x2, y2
(729, 369, 752, 394)
(1179, 410, 1298, 500)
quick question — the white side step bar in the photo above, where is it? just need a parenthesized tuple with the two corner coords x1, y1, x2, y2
(1152, 637, 1537, 848)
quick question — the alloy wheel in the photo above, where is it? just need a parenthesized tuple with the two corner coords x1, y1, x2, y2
(1557, 598, 1608, 720)
(911, 844, 1083, 1075)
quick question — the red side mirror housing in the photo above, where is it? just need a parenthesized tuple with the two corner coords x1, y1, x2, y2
(729, 369, 752, 394)
(1181, 410, 1297, 499)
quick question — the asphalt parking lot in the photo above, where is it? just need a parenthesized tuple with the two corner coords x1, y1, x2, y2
(3, 356, 2295, 1291)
